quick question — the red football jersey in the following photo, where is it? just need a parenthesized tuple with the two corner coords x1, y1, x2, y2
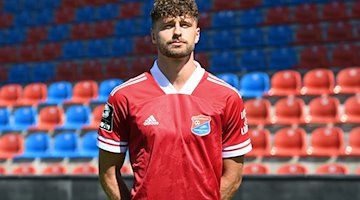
(98, 61, 252, 200)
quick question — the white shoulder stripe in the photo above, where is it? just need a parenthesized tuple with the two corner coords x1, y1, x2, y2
(208, 74, 227, 83)
(207, 77, 242, 98)
(110, 74, 147, 96)
(223, 139, 251, 151)
(222, 144, 252, 158)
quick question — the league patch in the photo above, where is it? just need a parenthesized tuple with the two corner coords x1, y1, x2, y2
(191, 115, 211, 136)
(99, 103, 114, 132)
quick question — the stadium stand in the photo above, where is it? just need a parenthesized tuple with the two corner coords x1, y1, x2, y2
(267, 70, 302, 96)
(307, 127, 345, 157)
(246, 128, 271, 157)
(12, 164, 37, 175)
(243, 163, 270, 175)
(272, 96, 306, 125)
(276, 163, 309, 175)
(315, 163, 349, 175)
(0, 133, 24, 159)
(270, 127, 307, 157)
(42, 164, 67, 175)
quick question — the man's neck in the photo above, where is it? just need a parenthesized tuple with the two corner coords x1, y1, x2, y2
(156, 53, 197, 91)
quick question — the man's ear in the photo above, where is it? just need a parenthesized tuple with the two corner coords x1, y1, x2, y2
(195, 27, 200, 44)
(151, 29, 157, 44)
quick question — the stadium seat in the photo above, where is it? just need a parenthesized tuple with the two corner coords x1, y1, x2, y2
(97, 4, 119, 20)
(16, 83, 47, 106)
(0, 84, 22, 107)
(262, 0, 288, 7)
(45, 81, 73, 105)
(307, 127, 345, 157)
(239, 49, 267, 71)
(75, 6, 97, 22)
(306, 96, 340, 124)
(78, 60, 104, 80)
(0, 133, 24, 159)
(26, 26, 48, 43)
(195, 53, 210, 70)
(238, 0, 261, 10)
(42, 164, 67, 175)
(212, 11, 238, 28)
(48, 24, 70, 41)
(246, 128, 271, 157)
(8, 64, 29, 83)
(341, 95, 360, 124)
(54, 62, 79, 81)
(195, 30, 212, 51)
(294, 23, 322, 44)
(93, 21, 115, 38)
(300, 68, 335, 95)
(344, 127, 360, 156)
(110, 37, 133, 56)
(216, 73, 240, 89)
(14, 11, 32, 26)
(65, 80, 98, 105)
(58, 105, 91, 130)
(71, 23, 94, 39)
(11, 107, 37, 131)
(331, 43, 359, 68)
(86, 39, 109, 58)
(104, 58, 130, 79)
(212, 30, 239, 49)
(14, 132, 51, 159)
(326, 21, 353, 42)
(315, 163, 349, 175)
(12, 164, 37, 175)
(351, 1, 360, 19)
(83, 104, 104, 130)
(0, 166, 6, 175)
(293, 4, 319, 23)
(30, 106, 64, 131)
(198, 12, 212, 29)
(72, 164, 98, 175)
(30, 63, 56, 82)
(321, 2, 347, 21)
(18, 44, 40, 62)
(334, 67, 360, 94)
(272, 96, 305, 125)
(244, 98, 271, 125)
(62, 41, 85, 59)
(0, 13, 13, 28)
(268, 70, 302, 96)
(47, 132, 80, 158)
(134, 35, 157, 54)
(213, 0, 237, 10)
(0, 108, 11, 131)
(119, 2, 141, 19)
(270, 127, 307, 157)
(269, 47, 298, 70)
(78, 131, 98, 158)
(55, 6, 75, 24)
(243, 163, 270, 175)
(297, 46, 329, 68)
(239, 72, 270, 98)
(92, 79, 123, 103)
(0, 46, 17, 63)
(276, 163, 308, 175)
(264, 6, 290, 25)
(129, 57, 153, 77)
(238, 28, 264, 48)
(210, 51, 238, 73)
(238, 9, 263, 26)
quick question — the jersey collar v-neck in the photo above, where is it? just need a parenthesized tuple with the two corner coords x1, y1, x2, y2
(150, 60, 206, 95)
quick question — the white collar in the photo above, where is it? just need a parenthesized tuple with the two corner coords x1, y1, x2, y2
(150, 60, 205, 95)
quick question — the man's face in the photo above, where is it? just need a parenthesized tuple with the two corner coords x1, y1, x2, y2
(151, 15, 200, 58)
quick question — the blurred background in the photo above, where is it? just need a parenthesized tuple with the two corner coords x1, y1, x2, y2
(0, 0, 359, 199)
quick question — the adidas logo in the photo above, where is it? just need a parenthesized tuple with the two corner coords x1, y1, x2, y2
(143, 115, 159, 126)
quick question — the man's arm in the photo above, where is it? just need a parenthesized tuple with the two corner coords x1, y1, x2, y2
(220, 155, 245, 200)
(98, 149, 131, 200)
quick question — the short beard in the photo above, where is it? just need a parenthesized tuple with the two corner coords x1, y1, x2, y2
(158, 43, 195, 58)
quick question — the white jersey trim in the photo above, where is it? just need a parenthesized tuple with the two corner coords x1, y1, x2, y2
(97, 140, 128, 153)
(98, 135, 128, 146)
(223, 139, 251, 151)
(110, 73, 147, 96)
(222, 143, 252, 158)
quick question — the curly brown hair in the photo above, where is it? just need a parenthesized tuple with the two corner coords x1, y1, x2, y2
(150, 0, 199, 26)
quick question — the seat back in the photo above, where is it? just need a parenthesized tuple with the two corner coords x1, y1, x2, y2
(82, 131, 97, 152)
(308, 127, 344, 156)
(71, 80, 98, 103)
(334, 67, 360, 94)
(342, 95, 360, 123)
(53, 132, 79, 153)
(38, 106, 64, 129)
(98, 79, 123, 100)
(272, 127, 307, 156)
(307, 96, 340, 124)
(273, 96, 305, 124)
(47, 81, 72, 103)
(0, 133, 24, 158)
(217, 73, 240, 89)
(243, 163, 269, 175)
(277, 163, 308, 175)
(240, 72, 270, 98)
(64, 105, 90, 127)
(0, 84, 22, 106)
(244, 99, 271, 125)
(24, 132, 50, 153)
(19, 83, 48, 105)
(301, 68, 335, 95)
(315, 163, 348, 174)
(246, 128, 270, 157)
(268, 70, 302, 96)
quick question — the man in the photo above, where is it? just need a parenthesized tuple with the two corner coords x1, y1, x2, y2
(98, 0, 252, 199)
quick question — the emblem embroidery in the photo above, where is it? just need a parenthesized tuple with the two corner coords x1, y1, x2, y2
(99, 103, 114, 132)
(191, 115, 211, 136)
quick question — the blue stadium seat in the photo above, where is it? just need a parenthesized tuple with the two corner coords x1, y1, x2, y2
(45, 81, 73, 105)
(239, 72, 270, 98)
(11, 107, 37, 131)
(3, 0, 23, 13)
(212, 11, 238, 28)
(5, 28, 26, 45)
(210, 51, 238, 73)
(86, 39, 109, 57)
(262, 0, 289, 7)
(75, 6, 98, 22)
(14, 11, 33, 27)
(48, 25, 70, 41)
(195, 30, 212, 51)
(30, 63, 56, 83)
(212, 30, 238, 50)
(197, 0, 212, 11)
(78, 131, 98, 158)
(217, 73, 240, 89)
(239, 28, 264, 48)
(266, 26, 294, 46)
(14, 132, 51, 159)
(269, 47, 298, 70)
(48, 132, 80, 158)
(23, 0, 41, 10)
(289, 0, 314, 4)
(115, 19, 136, 37)
(239, 9, 264, 27)
(0, 108, 11, 132)
(110, 38, 133, 56)
(138, 17, 152, 36)
(141, 1, 154, 16)
(98, 4, 119, 20)
(33, 9, 54, 26)
(62, 41, 85, 59)
(42, 0, 61, 9)
(240, 49, 267, 71)
(57, 105, 91, 130)
(92, 79, 124, 103)
(8, 64, 29, 84)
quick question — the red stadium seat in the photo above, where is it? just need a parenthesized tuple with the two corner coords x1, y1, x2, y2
(270, 127, 307, 157)
(93, 21, 114, 38)
(72, 164, 98, 175)
(244, 98, 272, 126)
(16, 83, 47, 106)
(268, 70, 302, 96)
(276, 163, 308, 175)
(334, 67, 360, 94)
(82, 104, 104, 130)
(62, 0, 85, 7)
(307, 127, 345, 157)
(315, 163, 348, 175)
(78, 60, 104, 80)
(134, 35, 157, 55)
(272, 96, 305, 125)
(298, 45, 329, 69)
(306, 96, 340, 124)
(243, 163, 269, 175)
(300, 68, 335, 95)
(238, 0, 261, 9)
(41, 43, 62, 61)
(26, 26, 48, 43)
(246, 128, 271, 157)
(0, 166, 6, 174)
(344, 127, 360, 156)
(213, 0, 237, 11)
(198, 12, 212, 29)
(129, 57, 153, 77)
(12, 164, 37, 175)
(65, 80, 98, 105)
(326, 21, 353, 42)
(42, 164, 67, 175)
(341, 95, 360, 124)
(195, 53, 210, 70)
(104, 58, 130, 79)
(29, 106, 64, 131)
(71, 23, 94, 39)
(351, 1, 360, 19)
(0, 133, 24, 159)
(321, 2, 348, 21)
(0, 84, 22, 107)
(0, 13, 13, 28)
(119, 2, 141, 19)
(264, 6, 290, 25)
(55, 61, 79, 81)
(356, 167, 360, 175)
(18, 44, 40, 62)
(294, 23, 322, 45)
(293, 4, 319, 23)
(55, 6, 75, 23)
(121, 164, 133, 175)
(331, 43, 359, 67)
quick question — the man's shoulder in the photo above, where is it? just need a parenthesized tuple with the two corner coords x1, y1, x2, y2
(110, 73, 151, 96)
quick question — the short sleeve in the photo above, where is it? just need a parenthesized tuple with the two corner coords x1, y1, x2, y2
(222, 92, 252, 158)
(97, 92, 129, 153)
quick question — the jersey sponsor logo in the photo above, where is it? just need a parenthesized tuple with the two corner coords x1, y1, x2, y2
(191, 115, 211, 136)
(100, 103, 114, 132)
(143, 115, 159, 126)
